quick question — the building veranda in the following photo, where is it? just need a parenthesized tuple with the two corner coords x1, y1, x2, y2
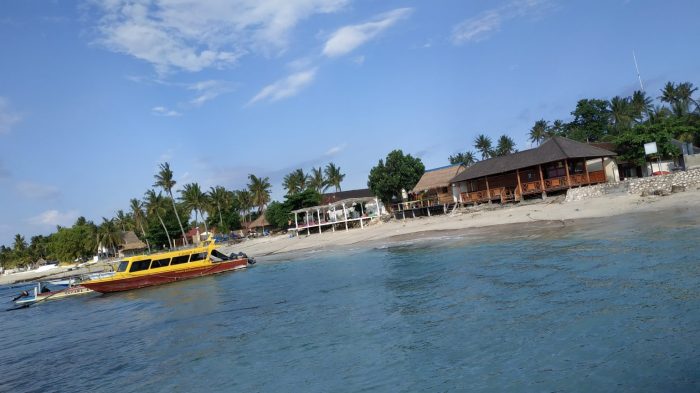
(451, 136, 618, 205)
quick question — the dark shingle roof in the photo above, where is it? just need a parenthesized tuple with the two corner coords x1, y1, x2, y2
(322, 189, 374, 204)
(451, 136, 616, 183)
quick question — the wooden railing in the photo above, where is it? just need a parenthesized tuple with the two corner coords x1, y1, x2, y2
(588, 170, 606, 183)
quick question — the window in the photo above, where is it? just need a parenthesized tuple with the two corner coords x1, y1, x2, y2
(129, 259, 151, 272)
(117, 261, 129, 272)
(189, 252, 208, 263)
(150, 258, 170, 269)
(170, 255, 190, 265)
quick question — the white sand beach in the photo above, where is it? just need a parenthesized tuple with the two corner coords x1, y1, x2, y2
(3, 188, 698, 286)
(223, 188, 700, 260)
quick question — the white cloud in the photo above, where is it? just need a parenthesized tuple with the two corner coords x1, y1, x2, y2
(324, 143, 347, 156)
(187, 80, 234, 106)
(249, 68, 317, 104)
(89, 0, 349, 74)
(16, 181, 61, 200)
(28, 209, 79, 227)
(0, 97, 22, 135)
(152, 106, 182, 117)
(451, 0, 552, 45)
(322, 7, 412, 58)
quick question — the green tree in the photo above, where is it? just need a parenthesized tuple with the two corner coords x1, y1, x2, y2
(236, 189, 253, 225)
(529, 119, 548, 146)
(494, 134, 517, 156)
(569, 99, 611, 142)
(179, 182, 210, 233)
(145, 189, 172, 249)
(97, 218, 122, 256)
(266, 189, 322, 229)
(130, 198, 151, 253)
(631, 90, 653, 122)
(324, 162, 345, 192)
(614, 118, 682, 166)
(208, 186, 231, 231)
(367, 150, 425, 205)
(448, 151, 477, 166)
(153, 162, 188, 245)
(114, 210, 131, 232)
(282, 169, 309, 196)
(248, 174, 271, 213)
(473, 134, 493, 159)
(609, 96, 634, 133)
(309, 167, 326, 193)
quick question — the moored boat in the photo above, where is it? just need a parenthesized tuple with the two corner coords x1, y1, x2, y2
(13, 281, 94, 307)
(81, 237, 253, 293)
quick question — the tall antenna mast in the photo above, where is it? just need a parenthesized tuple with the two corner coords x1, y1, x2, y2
(632, 50, 644, 92)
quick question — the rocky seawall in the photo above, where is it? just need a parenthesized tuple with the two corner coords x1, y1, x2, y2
(566, 168, 700, 201)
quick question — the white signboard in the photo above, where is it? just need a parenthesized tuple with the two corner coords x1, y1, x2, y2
(644, 142, 658, 155)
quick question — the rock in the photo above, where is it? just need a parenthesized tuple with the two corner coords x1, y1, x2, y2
(671, 185, 686, 193)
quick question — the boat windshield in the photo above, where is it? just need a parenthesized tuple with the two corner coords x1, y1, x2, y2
(116, 261, 129, 272)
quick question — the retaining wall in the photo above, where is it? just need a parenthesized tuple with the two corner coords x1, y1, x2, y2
(565, 168, 700, 201)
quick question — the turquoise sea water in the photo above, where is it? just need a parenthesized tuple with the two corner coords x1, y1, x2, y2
(1, 209, 699, 392)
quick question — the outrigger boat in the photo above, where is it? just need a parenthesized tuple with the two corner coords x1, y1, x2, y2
(13, 280, 94, 307)
(81, 237, 254, 293)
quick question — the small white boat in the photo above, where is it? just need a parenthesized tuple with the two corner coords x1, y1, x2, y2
(13, 281, 94, 307)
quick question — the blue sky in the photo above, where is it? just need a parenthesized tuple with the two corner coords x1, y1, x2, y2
(1, 0, 699, 245)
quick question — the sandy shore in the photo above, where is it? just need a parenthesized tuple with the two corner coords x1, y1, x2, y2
(221, 189, 700, 260)
(3, 188, 698, 286)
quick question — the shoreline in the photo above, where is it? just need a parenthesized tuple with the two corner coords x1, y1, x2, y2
(221, 188, 700, 261)
(3, 188, 699, 286)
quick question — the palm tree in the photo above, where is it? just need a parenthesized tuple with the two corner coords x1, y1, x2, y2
(494, 135, 516, 156)
(449, 151, 477, 166)
(631, 90, 652, 122)
(248, 175, 271, 213)
(324, 163, 345, 192)
(309, 167, 326, 193)
(208, 186, 230, 230)
(12, 234, 27, 252)
(179, 182, 210, 234)
(145, 189, 172, 249)
(96, 218, 122, 257)
(153, 162, 188, 245)
(528, 119, 548, 146)
(648, 105, 671, 124)
(114, 210, 131, 232)
(473, 134, 493, 159)
(129, 198, 151, 253)
(609, 96, 633, 132)
(676, 82, 699, 115)
(282, 169, 309, 195)
(236, 189, 253, 225)
(549, 120, 566, 137)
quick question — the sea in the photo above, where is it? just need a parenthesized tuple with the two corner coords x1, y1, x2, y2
(1, 208, 699, 392)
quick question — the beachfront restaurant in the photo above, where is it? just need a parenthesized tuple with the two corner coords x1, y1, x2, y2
(451, 136, 617, 204)
(393, 163, 466, 219)
(290, 196, 384, 236)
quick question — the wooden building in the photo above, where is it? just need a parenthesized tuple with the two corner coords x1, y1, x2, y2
(451, 136, 617, 204)
(392, 164, 465, 219)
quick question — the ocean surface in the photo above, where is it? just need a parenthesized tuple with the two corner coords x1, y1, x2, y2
(1, 209, 699, 392)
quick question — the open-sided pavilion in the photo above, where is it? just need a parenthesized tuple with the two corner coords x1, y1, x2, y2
(290, 196, 384, 236)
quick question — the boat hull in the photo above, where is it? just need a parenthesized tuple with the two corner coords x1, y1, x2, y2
(81, 258, 249, 293)
(15, 285, 93, 306)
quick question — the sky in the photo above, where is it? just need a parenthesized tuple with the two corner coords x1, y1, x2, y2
(1, 0, 700, 246)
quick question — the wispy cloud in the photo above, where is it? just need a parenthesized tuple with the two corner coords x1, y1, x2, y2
(28, 209, 79, 227)
(16, 181, 61, 200)
(152, 106, 181, 117)
(324, 143, 347, 156)
(322, 7, 412, 58)
(0, 97, 22, 135)
(187, 80, 234, 106)
(249, 68, 317, 104)
(88, 0, 349, 74)
(451, 0, 553, 45)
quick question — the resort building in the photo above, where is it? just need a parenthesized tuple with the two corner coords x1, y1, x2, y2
(392, 164, 465, 219)
(321, 188, 374, 204)
(451, 136, 617, 204)
(119, 231, 148, 257)
(244, 215, 271, 236)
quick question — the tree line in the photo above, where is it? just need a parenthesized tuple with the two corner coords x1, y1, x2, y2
(448, 81, 700, 168)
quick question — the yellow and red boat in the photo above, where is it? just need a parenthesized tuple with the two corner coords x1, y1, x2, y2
(81, 237, 253, 293)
